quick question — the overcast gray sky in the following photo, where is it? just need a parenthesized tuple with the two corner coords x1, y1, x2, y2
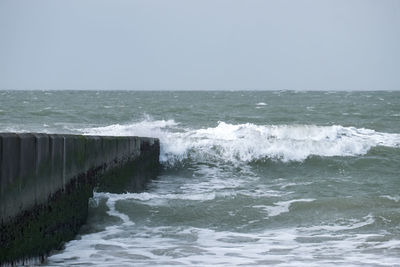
(0, 0, 399, 90)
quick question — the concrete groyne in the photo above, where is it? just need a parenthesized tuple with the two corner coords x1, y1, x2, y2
(0, 133, 160, 264)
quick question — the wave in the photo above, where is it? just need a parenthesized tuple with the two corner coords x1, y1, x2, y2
(81, 118, 400, 165)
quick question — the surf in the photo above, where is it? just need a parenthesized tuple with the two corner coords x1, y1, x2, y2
(81, 118, 400, 165)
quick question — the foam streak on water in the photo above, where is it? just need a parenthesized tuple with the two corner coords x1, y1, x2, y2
(45, 189, 399, 267)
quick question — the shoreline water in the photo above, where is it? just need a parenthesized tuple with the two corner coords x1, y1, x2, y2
(1, 91, 399, 266)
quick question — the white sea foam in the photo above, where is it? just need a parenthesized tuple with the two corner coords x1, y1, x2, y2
(82, 116, 178, 139)
(93, 190, 235, 207)
(46, 223, 400, 267)
(303, 214, 375, 232)
(254, 199, 315, 217)
(380, 195, 400, 202)
(81, 118, 400, 164)
(45, 179, 399, 266)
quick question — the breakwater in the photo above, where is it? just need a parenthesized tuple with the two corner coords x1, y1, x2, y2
(0, 133, 160, 264)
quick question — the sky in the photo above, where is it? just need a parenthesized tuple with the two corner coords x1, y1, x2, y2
(0, 0, 399, 90)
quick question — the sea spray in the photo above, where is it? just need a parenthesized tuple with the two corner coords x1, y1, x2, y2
(82, 119, 400, 164)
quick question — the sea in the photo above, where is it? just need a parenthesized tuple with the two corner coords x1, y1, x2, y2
(1, 90, 400, 266)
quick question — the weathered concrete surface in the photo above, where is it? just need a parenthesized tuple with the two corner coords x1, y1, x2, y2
(0, 133, 160, 264)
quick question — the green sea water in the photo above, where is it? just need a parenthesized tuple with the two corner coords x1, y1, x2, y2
(1, 90, 400, 266)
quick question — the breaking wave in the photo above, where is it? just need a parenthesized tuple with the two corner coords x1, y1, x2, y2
(81, 118, 400, 164)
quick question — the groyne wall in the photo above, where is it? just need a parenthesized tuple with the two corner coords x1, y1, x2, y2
(0, 133, 160, 264)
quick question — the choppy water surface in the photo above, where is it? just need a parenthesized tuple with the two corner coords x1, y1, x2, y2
(1, 91, 400, 266)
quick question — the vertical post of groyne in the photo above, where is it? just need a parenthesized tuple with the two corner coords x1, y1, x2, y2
(0, 133, 160, 264)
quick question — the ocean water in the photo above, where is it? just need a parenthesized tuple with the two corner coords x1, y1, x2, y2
(1, 90, 400, 266)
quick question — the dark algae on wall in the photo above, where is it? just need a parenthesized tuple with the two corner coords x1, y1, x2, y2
(0, 133, 160, 265)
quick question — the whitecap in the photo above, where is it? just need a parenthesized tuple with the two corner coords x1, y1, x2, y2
(161, 122, 400, 164)
(254, 199, 315, 217)
(303, 214, 375, 232)
(79, 118, 400, 165)
(80, 115, 178, 140)
(380, 195, 400, 202)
